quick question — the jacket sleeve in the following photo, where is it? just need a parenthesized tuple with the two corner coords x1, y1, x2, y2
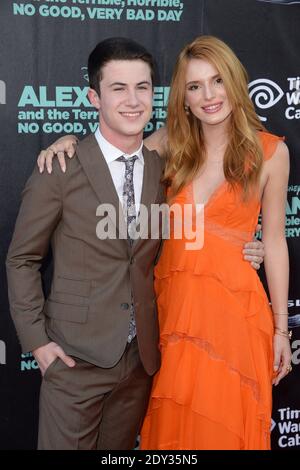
(6, 165, 63, 353)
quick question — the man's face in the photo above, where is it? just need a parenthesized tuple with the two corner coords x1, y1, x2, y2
(89, 60, 153, 146)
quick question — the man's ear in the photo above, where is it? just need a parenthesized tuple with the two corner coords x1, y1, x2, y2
(88, 87, 101, 110)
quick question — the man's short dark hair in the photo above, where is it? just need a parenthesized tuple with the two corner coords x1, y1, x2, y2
(88, 37, 156, 95)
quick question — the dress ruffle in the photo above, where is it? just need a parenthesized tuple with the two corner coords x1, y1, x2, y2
(148, 257, 273, 448)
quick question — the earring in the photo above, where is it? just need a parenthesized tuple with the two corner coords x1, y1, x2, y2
(184, 104, 190, 114)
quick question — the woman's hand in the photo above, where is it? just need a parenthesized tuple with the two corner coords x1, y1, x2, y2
(243, 240, 264, 270)
(37, 135, 78, 174)
(272, 333, 292, 386)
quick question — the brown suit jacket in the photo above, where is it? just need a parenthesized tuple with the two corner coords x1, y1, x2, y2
(6, 135, 165, 375)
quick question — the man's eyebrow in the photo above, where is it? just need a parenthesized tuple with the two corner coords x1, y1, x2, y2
(108, 82, 127, 87)
(108, 80, 152, 87)
(136, 81, 152, 86)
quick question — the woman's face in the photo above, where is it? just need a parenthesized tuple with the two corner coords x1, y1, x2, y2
(184, 58, 232, 130)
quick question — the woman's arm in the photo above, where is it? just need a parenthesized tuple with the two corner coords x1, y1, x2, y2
(35, 127, 266, 270)
(144, 126, 168, 157)
(37, 135, 78, 173)
(261, 141, 292, 386)
(37, 126, 169, 173)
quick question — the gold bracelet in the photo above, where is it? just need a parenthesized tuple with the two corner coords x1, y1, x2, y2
(274, 327, 292, 339)
(273, 312, 289, 316)
(275, 331, 291, 339)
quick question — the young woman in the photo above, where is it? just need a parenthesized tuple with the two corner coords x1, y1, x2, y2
(139, 36, 291, 450)
(37, 36, 291, 449)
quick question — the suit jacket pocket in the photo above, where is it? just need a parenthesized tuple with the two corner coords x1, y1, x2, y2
(54, 277, 91, 297)
(45, 299, 88, 323)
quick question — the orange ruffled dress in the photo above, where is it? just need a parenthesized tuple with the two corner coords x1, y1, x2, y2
(140, 132, 282, 450)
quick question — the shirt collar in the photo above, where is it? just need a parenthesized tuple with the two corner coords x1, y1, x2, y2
(95, 127, 144, 164)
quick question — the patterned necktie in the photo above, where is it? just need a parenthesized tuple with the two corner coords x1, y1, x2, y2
(117, 155, 138, 243)
(116, 155, 138, 342)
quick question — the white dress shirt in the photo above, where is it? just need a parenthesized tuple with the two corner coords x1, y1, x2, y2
(94, 127, 144, 213)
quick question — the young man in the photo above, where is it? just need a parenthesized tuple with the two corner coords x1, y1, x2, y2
(7, 37, 264, 450)
(6, 37, 164, 450)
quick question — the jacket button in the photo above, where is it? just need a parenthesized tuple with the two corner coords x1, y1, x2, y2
(121, 303, 130, 310)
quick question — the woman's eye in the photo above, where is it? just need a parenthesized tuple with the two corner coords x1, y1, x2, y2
(215, 77, 223, 84)
(188, 84, 199, 91)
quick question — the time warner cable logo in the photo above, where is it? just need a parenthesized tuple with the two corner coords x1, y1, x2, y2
(0, 80, 6, 104)
(249, 77, 300, 121)
(248, 79, 284, 121)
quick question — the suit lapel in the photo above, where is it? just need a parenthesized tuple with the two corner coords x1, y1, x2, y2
(133, 145, 162, 250)
(140, 146, 158, 211)
(76, 135, 128, 245)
